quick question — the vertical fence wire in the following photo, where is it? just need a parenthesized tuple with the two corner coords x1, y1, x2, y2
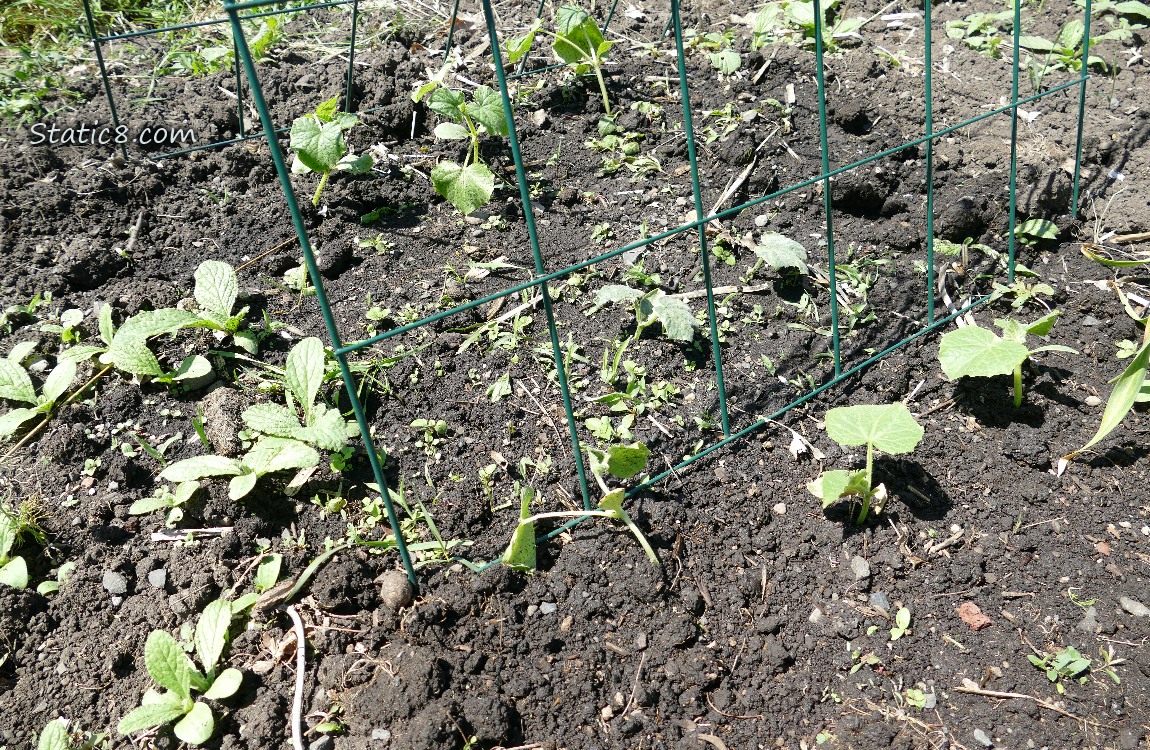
(923, 0, 935, 325)
(444, 0, 464, 60)
(669, 0, 731, 437)
(232, 32, 246, 136)
(479, 0, 594, 509)
(1006, 0, 1022, 282)
(222, 0, 420, 589)
(345, 0, 359, 111)
(1071, 0, 1094, 217)
(81, 0, 128, 162)
(812, 0, 842, 375)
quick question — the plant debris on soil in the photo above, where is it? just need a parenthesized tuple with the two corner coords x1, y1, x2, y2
(2, 1, 1150, 749)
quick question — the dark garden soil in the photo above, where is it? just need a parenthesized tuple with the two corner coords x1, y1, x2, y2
(2, 0, 1150, 748)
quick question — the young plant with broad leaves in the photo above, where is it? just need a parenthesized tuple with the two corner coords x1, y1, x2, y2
(749, 231, 809, 278)
(502, 443, 658, 572)
(505, 6, 615, 117)
(807, 403, 924, 524)
(290, 95, 373, 207)
(118, 600, 243, 745)
(60, 303, 206, 384)
(592, 284, 698, 343)
(414, 81, 508, 215)
(188, 260, 259, 354)
(35, 718, 105, 750)
(0, 501, 33, 589)
(938, 312, 1077, 408)
(156, 337, 354, 500)
(0, 342, 76, 439)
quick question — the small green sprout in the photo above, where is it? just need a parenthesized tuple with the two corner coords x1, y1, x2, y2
(0, 498, 46, 589)
(890, 607, 911, 640)
(129, 481, 200, 527)
(0, 345, 76, 440)
(502, 443, 657, 572)
(289, 95, 373, 207)
(938, 311, 1077, 408)
(505, 6, 615, 116)
(592, 285, 698, 343)
(1028, 646, 1091, 694)
(118, 600, 243, 745)
(1013, 218, 1059, 246)
(35, 718, 106, 750)
(807, 403, 924, 523)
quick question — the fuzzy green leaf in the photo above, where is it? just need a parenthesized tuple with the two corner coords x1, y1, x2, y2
(228, 471, 259, 500)
(752, 232, 809, 273)
(159, 455, 243, 483)
(8, 341, 37, 363)
(0, 556, 28, 589)
(39, 361, 76, 405)
(431, 161, 495, 216)
(194, 261, 238, 318)
(37, 718, 70, 750)
(0, 359, 35, 404)
(171, 355, 213, 383)
(1025, 311, 1061, 338)
(605, 443, 650, 480)
(505, 26, 539, 63)
(465, 86, 508, 136)
(709, 48, 741, 74)
(99, 303, 115, 345)
(129, 495, 174, 515)
(428, 87, 465, 122)
(825, 403, 924, 455)
(144, 630, 197, 700)
(254, 553, 282, 593)
(0, 407, 39, 439)
(639, 291, 697, 342)
(194, 600, 233, 674)
(0, 510, 13, 559)
(939, 326, 1030, 380)
(117, 696, 188, 736)
(807, 469, 871, 508)
(314, 94, 340, 122)
(105, 339, 163, 376)
(594, 285, 645, 306)
(294, 406, 350, 451)
(336, 152, 373, 174)
(502, 489, 537, 572)
(290, 117, 347, 173)
(241, 437, 320, 476)
(1015, 218, 1059, 240)
(242, 402, 301, 438)
(1069, 340, 1150, 457)
(59, 345, 106, 363)
(286, 337, 325, 418)
(113, 309, 200, 342)
(203, 668, 243, 700)
(173, 702, 214, 745)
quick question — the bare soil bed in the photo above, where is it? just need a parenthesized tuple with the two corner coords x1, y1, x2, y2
(2, 1, 1150, 749)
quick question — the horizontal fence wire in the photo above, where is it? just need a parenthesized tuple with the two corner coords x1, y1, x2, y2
(197, 0, 1090, 580)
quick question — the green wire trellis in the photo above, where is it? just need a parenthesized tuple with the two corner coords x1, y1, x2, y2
(210, 0, 1094, 589)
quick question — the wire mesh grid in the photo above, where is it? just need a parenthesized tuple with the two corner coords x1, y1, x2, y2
(86, 0, 1098, 586)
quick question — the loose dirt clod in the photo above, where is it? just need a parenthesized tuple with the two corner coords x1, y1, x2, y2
(376, 570, 414, 610)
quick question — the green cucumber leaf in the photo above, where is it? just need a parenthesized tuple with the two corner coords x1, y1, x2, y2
(465, 86, 508, 136)
(939, 325, 1030, 380)
(824, 403, 924, 455)
(807, 469, 871, 508)
(290, 116, 348, 173)
(752, 232, 809, 274)
(431, 161, 495, 216)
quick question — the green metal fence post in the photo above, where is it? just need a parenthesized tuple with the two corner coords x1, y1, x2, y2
(345, 0, 360, 112)
(1071, 0, 1093, 217)
(812, 0, 842, 375)
(670, 0, 731, 437)
(924, 0, 936, 325)
(232, 32, 246, 137)
(1007, 0, 1022, 282)
(479, 0, 594, 509)
(81, 0, 128, 162)
(222, 0, 419, 590)
(444, 0, 463, 60)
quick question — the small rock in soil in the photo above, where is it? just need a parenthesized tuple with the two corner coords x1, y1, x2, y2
(1085, 395, 1103, 407)
(849, 556, 871, 583)
(772, 502, 786, 515)
(147, 569, 167, 589)
(377, 570, 414, 611)
(1119, 597, 1150, 618)
(1077, 606, 1099, 633)
(870, 591, 891, 613)
(539, 602, 557, 615)
(102, 570, 128, 595)
(308, 736, 333, 750)
(370, 728, 392, 743)
(972, 728, 993, 747)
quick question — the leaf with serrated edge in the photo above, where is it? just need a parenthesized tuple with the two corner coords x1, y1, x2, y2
(113, 309, 200, 343)
(553, 6, 604, 64)
(106, 339, 163, 376)
(285, 337, 325, 419)
(1026, 311, 1061, 337)
(37, 718, 70, 750)
(144, 630, 196, 700)
(174, 701, 214, 745)
(294, 407, 349, 452)
(428, 88, 465, 122)
(0, 359, 35, 404)
(194, 600, 233, 674)
(117, 697, 188, 736)
(938, 326, 1030, 380)
(194, 260, 238, 318)
(594, 285, 645, 306)
(290, 117, 346, 173)
(59, 345, 105, 363)
(1069, 341, 1150, 457)
(644, 291, 697, 342)
(431, 161, 494, 216)
(160, 455, 243, 483)
(466, 86, 508, 136)
(825, 403, 924, 455)
(242, 402, 301, 438)
(505, 26, 538, 63)
(752, 232, 809, 273)
(606, 443, 649, 479)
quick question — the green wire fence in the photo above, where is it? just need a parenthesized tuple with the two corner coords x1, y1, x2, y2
(196, 0, 1095, 588)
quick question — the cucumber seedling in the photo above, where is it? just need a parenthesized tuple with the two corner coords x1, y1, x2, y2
(505, 5, 615, 117)
(290, 95, 373, 207)
(502, 443, 658, 572)
(415, 82, 508, 216)
(938, 311, 1077, 408)
(592, 284, 698, 343)
(807, 403, 924, 524)
(118, 600, 243, 745)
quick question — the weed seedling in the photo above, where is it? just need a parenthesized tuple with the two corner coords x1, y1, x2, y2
(415, 80, 508, 215)
(502, 443, 658, 571)
(118, 600, 243, 744)
(1028, 646, 1090, 694)
(0, 498, 46, 589)
(890, 607, 911, 640)
(290, 95, 373, 206)
(129, 481, 200, 527)
(938, 311, 1077, 408)
(505, 6, 615, 116)
(807, 403, 924, 523)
